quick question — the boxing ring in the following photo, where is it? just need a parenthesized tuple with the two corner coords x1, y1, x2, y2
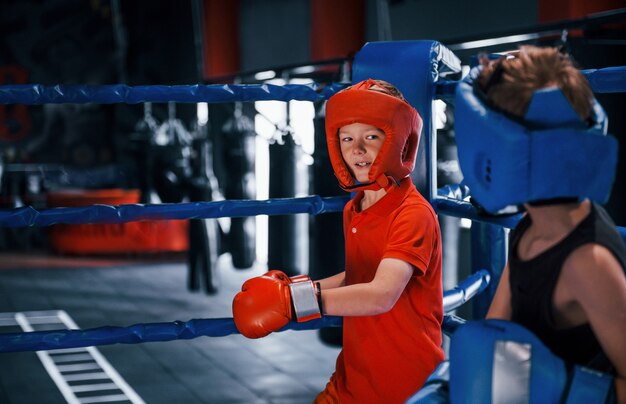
(1, 40, 625, 402)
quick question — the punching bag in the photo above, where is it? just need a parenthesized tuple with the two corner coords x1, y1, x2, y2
(268, 133, 301, 277)
(187, 133, 221, 294)
(310, 103, 344, 346)
(221, 111, 256, 269)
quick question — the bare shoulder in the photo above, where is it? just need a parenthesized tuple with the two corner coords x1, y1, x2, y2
(563, 243, 626, 295)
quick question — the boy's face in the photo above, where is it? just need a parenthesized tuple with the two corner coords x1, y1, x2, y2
(338, 122, 385, 184)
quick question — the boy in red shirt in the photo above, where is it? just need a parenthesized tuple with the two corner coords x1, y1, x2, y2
(233, 79, 444, 403)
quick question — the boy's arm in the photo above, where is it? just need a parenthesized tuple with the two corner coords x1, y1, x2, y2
(486, 264, 512, 320)
(564, 245, 626, 403)
(321, 258, 413, 316)
(232, 258, 413, 338)
(317, 271, 346, 290)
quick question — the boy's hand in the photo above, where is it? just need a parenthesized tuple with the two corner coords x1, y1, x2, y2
(232, 270, 322, 339)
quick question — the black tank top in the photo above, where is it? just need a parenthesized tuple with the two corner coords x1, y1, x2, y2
(509, 202, 626, 372)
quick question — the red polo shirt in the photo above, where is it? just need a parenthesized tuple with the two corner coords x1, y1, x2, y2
(316, 178, 444, 404)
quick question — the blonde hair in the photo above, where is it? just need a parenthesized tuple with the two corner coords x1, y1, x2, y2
(343, 79, 407, 101)
(368, 79, 406, 101)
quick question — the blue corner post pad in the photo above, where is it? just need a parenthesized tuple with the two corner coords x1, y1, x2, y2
(352, 40, 461, 110)
(351, 40, 462, 202)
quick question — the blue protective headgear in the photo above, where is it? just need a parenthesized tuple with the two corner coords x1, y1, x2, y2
(455, 66, 618, 214)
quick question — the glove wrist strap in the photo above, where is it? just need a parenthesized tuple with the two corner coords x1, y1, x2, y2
(288, 276, 322, 322)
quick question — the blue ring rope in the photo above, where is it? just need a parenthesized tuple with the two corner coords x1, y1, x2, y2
(3, 191, 624, 241)
(0, 83, 348, 105)
(0, 271, 489, 353)
(0, 67, 623, 105)
(443, 269, 490, 312)
(0, 316, 340, 353)
(0, 185, 514, 228)
(582, 66, 626, 93)
(0, 195, 350, 228)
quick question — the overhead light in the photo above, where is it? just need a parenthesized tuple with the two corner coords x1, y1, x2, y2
(254, 70, 276, 80)
(449, 32, 561, 51)
(197, 102, 208, 126)
(292, 65, 315, 75)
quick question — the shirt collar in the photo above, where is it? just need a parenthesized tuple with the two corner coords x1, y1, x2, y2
(351, 177, 414, 216)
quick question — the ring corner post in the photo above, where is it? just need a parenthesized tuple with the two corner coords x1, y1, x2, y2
(351, 40, 461, 203)
(470, 221, 507, 319)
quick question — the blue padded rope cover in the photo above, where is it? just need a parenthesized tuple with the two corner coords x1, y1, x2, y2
(582, 66, 626, 93)
(434, 187, 626, 242)
(442, 315, 466, 337)
(0, 314, 470, 353)
(436, 67, 626, 100)
(0, 187, 519, 229)
(0, 184, 481, 228)
(0, 83, 347, 105)
(442, 269, 490, 312)
(0, 66, 622, 105)
(0, 272, 487, 353)
(3, 191, 623, 242)
(405, 360, 451, 404)
(434, 184, 523, 229)
(0, 195, 351, 228)
(0, 317, 341, 353)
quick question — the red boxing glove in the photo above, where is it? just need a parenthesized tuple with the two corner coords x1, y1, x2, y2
(264, 269, 292, 283)
(232, 270, 322, 339)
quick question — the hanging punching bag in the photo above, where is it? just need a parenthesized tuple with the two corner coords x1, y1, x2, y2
(221, 111, 256, 269)
(309, 104, 345, 281)
(310, 103, 345, 346)
(187, 129, 221, 294)
(268, 130, 301, 277)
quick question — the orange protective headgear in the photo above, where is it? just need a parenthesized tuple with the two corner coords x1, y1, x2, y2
(325, 79, 422, 192)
